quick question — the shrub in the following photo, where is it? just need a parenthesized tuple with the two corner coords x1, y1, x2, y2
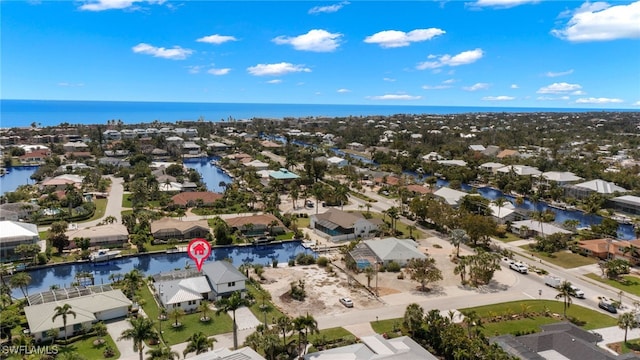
(290, 280, 306, 301)
(272, 258, 279, 268)
(296, 253, 316, 265)
(288, 259, 295, 267)
(316, 256, 329, 267)
(385, 261, 401, 272)
(103, 345, 116, 358)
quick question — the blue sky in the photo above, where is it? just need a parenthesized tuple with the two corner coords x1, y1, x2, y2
(2, 0, 640, 109)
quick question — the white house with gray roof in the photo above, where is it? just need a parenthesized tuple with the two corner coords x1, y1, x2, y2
(310, 209, 378, 242)
(24, 288, 131, 342)
(201, 260, 247, 300)
(565, 179, 629, 199)
(609, 195, 640, 216)
(433, 187, 469, 207)
(0, 220, 40, 258)
(156, 276, 213, 312)
(351, 238, 426, 268)
(538, 171, 583, 186)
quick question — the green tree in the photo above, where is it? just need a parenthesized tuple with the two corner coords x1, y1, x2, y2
(405, 257, 443, 292)
(146, 345, 179, 360)
(119, 317, 158, 360)
(292, 313, 318, 357)
(216, 291, 250, 349)
(403, 303, 424, 337)
(555, 281, 576, 319)
(52, 304, 77, 341)
(13, 243, 41, 265)
(9, 272, 31, 299)
(183, 331, 216, 357)
(618, 312, 638, 343)
(49, 221, 70, 254)
(170, 308, 185, 327)
(449, 229, 469, 257)
(199, 300, 211, 321)
(274, 315, 293, 349)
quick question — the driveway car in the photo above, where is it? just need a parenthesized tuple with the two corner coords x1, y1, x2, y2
(509, 262, 528, 274)
(598, 298, 617, 313)
(339, 297, 353, 308)
(569, 285, 585, 299)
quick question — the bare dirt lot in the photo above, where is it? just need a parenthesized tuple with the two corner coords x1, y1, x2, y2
(259, 234, 476, 318)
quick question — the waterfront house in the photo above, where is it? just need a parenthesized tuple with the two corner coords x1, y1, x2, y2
(225, 214, 286, 237)
(326, 156, 348, 167)
(433, 187, 468, 207)
(150, 218, 210, 242)
(156, 276, 213, 312)
(538, 171, 583, 186)
(19, 149, 51, 164)
(608, 195, 640, 216)
(496, 164, 541, 177)
(349, 237, 426, 268)
(564, 179, 628, 199)
(25, 287, 131, 342)
(310, 209, 378, 242)
(479, 162, 505, 174)
(65, 224, 129, 249)
(488, 203, 519, 224)
(182, 141, 201, 155)
(510, 220, 572, 238)
(0, 202, 40, 221)
(304, 334, 438, 360)
(202, 260, 247, 300)
(0, 220, 40, 258)
(268, 168, 300, 183)
(39, 174, 84, 191)
(346, 142, 365, 151)
(243, 159, 270, 170)
(170, 191, 223, 208)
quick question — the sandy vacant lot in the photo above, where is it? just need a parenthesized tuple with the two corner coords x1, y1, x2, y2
(258, 234, 483, 318)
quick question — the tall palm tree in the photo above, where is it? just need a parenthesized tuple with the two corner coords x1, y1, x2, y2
(9, 272, 31, 299)
(449, 229, 469, 258)
(493, 197, 507, 220)
(555, 281, 575, 319)
(618, 312, 638, 343)
(199, 300, 211, 321)
(293, 313, 318, 357)
(216, 291, 250, 349)
(52, 304, 76, 341)
(183, 331, 216, 357)
(146, 344, 179, 360)
(170, 308, 185, 328)
(274, 315, 293, 349)
(119, 316, 158, 360)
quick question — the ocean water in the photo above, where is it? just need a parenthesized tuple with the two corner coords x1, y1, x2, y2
(1, 99, 629, 128)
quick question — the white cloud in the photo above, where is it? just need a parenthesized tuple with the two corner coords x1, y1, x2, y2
(443, 79, 457, 84)
(633, 100, 640, 106)
(196, 34, 238, 45)
(473, 0, 539, 8)
(308, 1, 349, 14)
(416, 48, 484, 69)
(187, 65, 202, 74)
(552, 1, 640, 42)
(267, 79, 282, 84)
(482, 95, 515, 101)
(571, 90, 586, 95)
(273, 29, 342, 52)
(247, 62, 311, 76)
(132, 43, 193, 60)
(79, 0, 164, 11)
(575, 97, 624, 104)
(546, 69, 574, 77)
(208, 68, 231, 76)
(537, 82, 582, 94)
(337, 88, 351, 93)
(364, 28, 445, 48)
(383, 77, 396, 82)
(510, 84, 519, 89)
(463, 82, 490, 91)
(367, 94, 422, 100)
(422, 85, 452, 90)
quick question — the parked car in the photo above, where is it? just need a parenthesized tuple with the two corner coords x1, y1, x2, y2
(509, 262, 528, 274)
(598, 298, 617, 313)
(544, 275, 562, 288)
(339, 297, 353, 308)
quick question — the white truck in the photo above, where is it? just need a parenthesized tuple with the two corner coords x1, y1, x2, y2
(544, 275, 562, 288)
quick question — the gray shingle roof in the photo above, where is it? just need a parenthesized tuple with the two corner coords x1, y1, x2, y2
(202, 260, 247, 285)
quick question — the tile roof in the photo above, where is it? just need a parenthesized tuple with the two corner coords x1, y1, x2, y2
(171, 192, 223, 206)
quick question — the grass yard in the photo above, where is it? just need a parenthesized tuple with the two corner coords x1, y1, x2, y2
(307, 327, 354, 344)
(493, 233, 522, 243)
(460, 300, 617, 335)
(295, 217, 310, 229)
(370, 318, 403, 338)
(585, 273, 640, 297)
(519, 247, 597, 268)
(137, 283, 233, 345)
(246, 282, 286, 324)
(81, 198, 107, 222)
(5, 333, 122, 360)
(609, 339, 640, 355)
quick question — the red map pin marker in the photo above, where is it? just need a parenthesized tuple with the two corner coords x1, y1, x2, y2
(187, 238, 211, 271)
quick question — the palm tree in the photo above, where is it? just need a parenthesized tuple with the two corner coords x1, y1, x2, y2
(364, 266, 375, 288)
(403, 303, 425, 337)
(52, 304, 77, 342)
(618, 312, 638, 343)
(119, 316, 158, 360)
(292, 313, 318, 357)
(216, 291, 250, 349)
(9, 272, 31, 299)
(335, 185, 349, 210)
(183, 331, 216, 357)
(274, 315, 293, 349)
(199, 300, 211, 321)
(146, 344, 179, 360)
(449, 229, 469, 258)
(555, 281, 575, 319)
(461, 310, 483, 337)
(407, 225, 417, 239)
(170, 308, 185, 328)
(493, 197, 507, 219)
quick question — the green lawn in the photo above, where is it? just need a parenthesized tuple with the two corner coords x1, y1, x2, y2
(82, 198, 107, 222)
(307, 327, 354, 344)
(246, 282, 285, 324)
(493, 233, 522, 243)
(460, 300, 617, 334)
(137, 283, 233, 345)
(585, 273, 640, 297)
(5, 333, 121, 360)
(611, 338, 640, 355)
(122, 195, 161, 209)
(295, 217, 310, 229)
(370, 318, 403, 338)
(519, 247, 597, 268)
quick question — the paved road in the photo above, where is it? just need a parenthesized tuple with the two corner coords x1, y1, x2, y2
(81, 175, 124, 228)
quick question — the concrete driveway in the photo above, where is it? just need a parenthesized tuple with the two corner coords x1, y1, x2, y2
(105, 318, 137, 360)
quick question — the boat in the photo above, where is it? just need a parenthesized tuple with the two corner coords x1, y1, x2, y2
(90, 249, 122, 263)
